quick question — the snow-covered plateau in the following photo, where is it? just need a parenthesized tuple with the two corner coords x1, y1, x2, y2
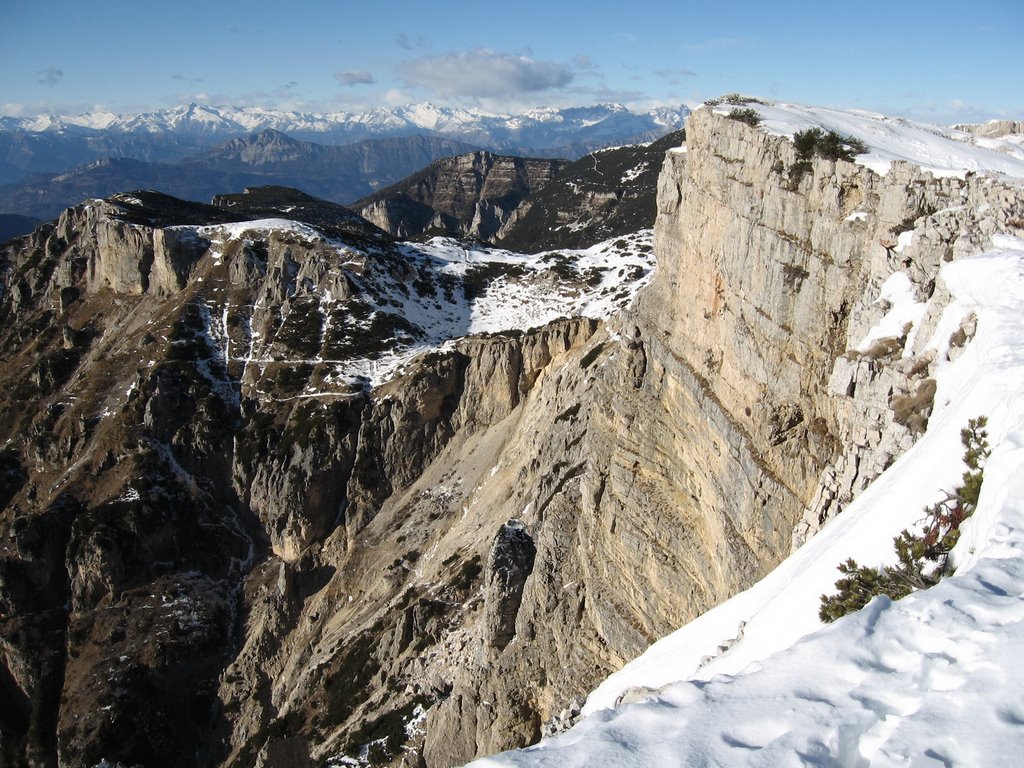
(741, 101, 1024, 179)
(468, 101, 1024, 767)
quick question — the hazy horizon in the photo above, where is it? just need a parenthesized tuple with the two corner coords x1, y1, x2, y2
(2, 0, 1022, 127)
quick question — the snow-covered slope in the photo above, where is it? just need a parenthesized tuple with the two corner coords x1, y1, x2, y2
(711, 100, 1024, 179)
(468, 98, 1024, 766)
(177, 219, 655, 390)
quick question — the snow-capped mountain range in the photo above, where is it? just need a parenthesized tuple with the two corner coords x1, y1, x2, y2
(0, 102, 688, 214)
(0, 102, 687, 150)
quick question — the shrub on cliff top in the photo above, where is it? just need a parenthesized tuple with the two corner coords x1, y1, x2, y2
(704, 93, 765, 108)
(727, 108, 761, 127)
(793, 127, 868, 163)
(788, 127, 868, 187)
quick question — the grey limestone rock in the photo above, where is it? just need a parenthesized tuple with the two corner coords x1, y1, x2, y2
(482, 520, 536, 651)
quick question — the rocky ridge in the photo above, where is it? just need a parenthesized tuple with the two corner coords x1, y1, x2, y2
(0, 132, 482, 222)
(496, 129, 686, 253)
(952, 119, 1024, 138)
(0, 183, 650, 766)
(2, 102, 1023, 768)
(352, 152, 568, 242)
(352, 130, 687, 253)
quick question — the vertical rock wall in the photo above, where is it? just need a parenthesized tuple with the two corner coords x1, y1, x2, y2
(645, 108, 1024, 545)
(422, 109, 1024, 764)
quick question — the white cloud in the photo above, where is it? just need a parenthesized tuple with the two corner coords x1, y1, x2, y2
(335, 69, 376, 87)
(1, 103, 30, 116)
(397, 49, 573, 99)
(381, 88, 415, 106)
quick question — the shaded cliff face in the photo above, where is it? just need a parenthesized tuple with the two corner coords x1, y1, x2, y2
(4, 106, 1023, 768)
(353, 151, 568, 242)
(353, 131, 689, 254)
(495, 129, 686, 253)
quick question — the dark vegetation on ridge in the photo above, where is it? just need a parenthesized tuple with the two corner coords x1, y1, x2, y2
(496, 129, 686, 253)
(820, 417, 990, 622)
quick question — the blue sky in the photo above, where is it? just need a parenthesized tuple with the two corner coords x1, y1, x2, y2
(2, 0, 1021, 124)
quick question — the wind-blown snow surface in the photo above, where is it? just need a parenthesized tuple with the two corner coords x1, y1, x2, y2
(714, 101, 1024, 179)
(470, 237, 1024, 766)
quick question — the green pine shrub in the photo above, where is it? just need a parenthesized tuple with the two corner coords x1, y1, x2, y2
(727, 107, 761, 127)
(819, 416, 990, 623)
(891, 203, 940, 235)
(788, 128, 868, 187)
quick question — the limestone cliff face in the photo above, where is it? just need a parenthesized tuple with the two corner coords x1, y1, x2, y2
(646, 108, 1024, 545)
(4, 110, 1024, 768)
(420, 110, 1024, 763)
(354, 151, 568, 241)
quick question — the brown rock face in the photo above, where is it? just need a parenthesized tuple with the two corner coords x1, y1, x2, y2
(354, 151, 568, 241)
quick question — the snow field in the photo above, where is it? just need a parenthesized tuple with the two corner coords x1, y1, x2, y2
(714, 100, 1024, 180)
(170, 222, 655, 393)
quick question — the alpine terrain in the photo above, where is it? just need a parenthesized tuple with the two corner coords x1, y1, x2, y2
(0, 103, 688, 232)
(2, 97, 1024, 768)
(0, 132, 483, 224)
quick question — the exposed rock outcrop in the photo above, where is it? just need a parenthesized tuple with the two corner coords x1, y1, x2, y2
(482, 520, 536, 651)
(353, 151, 568, 241)
(646, 107, 1024, 547)
(952, 119, 1024, 138)
(496, 130, 685, 252)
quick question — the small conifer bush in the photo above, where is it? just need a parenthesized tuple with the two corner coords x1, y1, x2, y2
(788, 128, 868, 187)
(727, 108, 761, 127)
(819, 416, 990, 622)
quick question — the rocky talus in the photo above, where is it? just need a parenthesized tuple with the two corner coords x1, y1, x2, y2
(1, 108, 1023, 768)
